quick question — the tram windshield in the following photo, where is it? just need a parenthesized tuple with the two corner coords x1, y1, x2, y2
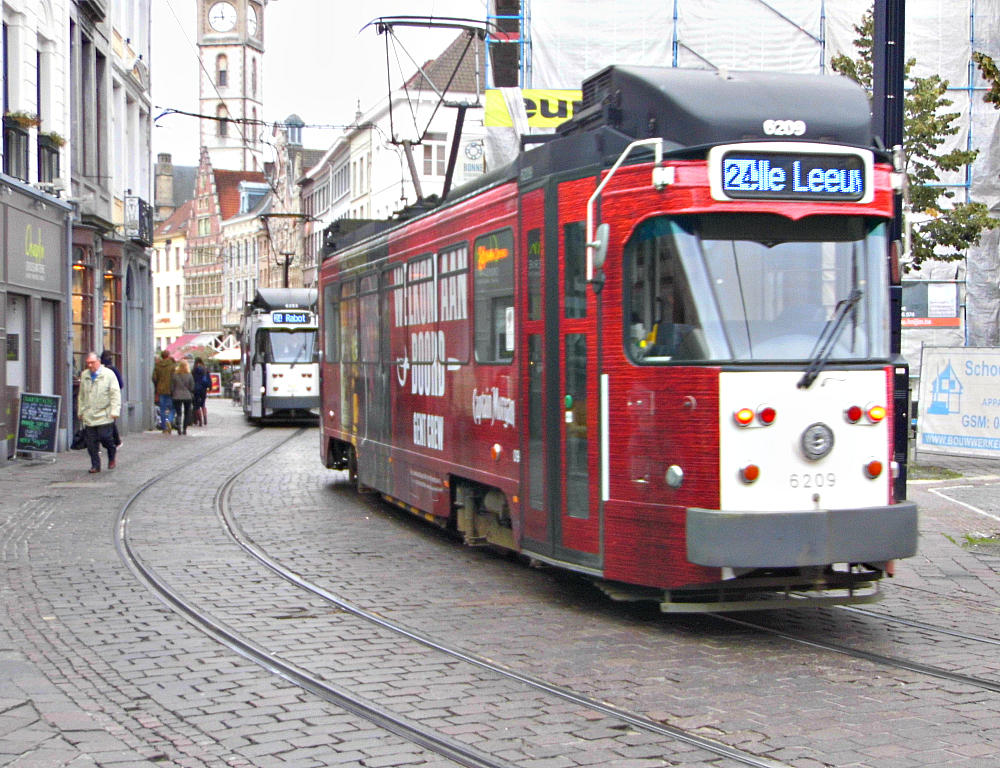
(624, 215, 889, 363)
(258, 329, 319, 364)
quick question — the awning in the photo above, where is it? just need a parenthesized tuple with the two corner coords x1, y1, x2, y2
(164, 333, 219, 359)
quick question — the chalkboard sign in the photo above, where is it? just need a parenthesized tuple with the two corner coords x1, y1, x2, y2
(16, 393, 61, 456)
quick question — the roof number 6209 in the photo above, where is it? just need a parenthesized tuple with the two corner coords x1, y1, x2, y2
(789, 472, 836, 488)
(763, 119, 806, 136)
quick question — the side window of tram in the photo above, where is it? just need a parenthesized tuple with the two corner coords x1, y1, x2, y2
(323, 283, 339, 363)
(564, 222, 586, 319)
(340, 280, 358, 362)
(474, 229, 515, 363)
(625, 230, 705, 362)
(359, 274, 379, 363)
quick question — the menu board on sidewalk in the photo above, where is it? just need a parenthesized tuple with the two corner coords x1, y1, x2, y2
(15, 393, 61, 456)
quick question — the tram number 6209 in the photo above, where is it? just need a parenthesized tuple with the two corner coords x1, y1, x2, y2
(789, 472, 836, 489)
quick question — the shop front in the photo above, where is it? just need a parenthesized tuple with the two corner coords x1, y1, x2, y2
(1, 181, 73, 459)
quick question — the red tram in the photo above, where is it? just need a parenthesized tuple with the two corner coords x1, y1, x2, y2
(318, 66, 918, 611)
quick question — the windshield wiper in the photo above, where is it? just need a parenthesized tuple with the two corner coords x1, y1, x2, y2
(797, 289, 862, 389)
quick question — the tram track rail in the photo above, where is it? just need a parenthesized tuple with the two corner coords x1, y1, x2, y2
(117, 426, 793, 768)
(710, 607, 1000, 695)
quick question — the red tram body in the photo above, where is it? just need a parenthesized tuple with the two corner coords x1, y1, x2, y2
(319, 66, 918, 611)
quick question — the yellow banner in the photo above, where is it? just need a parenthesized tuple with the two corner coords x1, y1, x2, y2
(485, 89, 583, 128)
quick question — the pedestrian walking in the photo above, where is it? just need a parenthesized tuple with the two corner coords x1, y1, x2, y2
(100, 350, 124, 447)
(152, 350, 176, 435)
(192, 356, 211, 426)
(171, 359, 195, 435)
(77, 351, 121, 473)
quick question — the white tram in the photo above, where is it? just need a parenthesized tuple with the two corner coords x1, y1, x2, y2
(240, 288, 320, 422)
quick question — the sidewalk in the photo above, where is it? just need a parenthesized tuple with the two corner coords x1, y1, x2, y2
(0, 399, 238, 768)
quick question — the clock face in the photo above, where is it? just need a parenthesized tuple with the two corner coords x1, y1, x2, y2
(208, 1, 237, 32)
(247, 5, 258, 36)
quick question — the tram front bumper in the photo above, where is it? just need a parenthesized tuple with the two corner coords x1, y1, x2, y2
(686, 502, 918, 568)
(262, 395, 320, 411)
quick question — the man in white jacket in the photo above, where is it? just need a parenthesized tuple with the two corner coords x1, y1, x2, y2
(77, 351, 121, 473)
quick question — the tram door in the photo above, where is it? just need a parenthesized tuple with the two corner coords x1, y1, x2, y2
(519, 180, 601, 569)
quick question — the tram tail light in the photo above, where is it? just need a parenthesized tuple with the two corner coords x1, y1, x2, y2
(740, 463, 760, 484)
(734, 406, 775, 427)
(846, 404, 885, 424)
(757, 406, 776, 425)
(864, 459, 883, 479)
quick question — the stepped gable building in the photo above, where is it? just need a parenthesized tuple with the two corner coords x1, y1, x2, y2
(184, 147, 265, 335)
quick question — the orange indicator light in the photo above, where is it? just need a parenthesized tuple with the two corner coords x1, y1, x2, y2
(864, 459, 883, 479)
(867, 405, 886, 423)
(740, 464, 760, 483)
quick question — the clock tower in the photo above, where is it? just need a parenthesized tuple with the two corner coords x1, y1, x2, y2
(197, 0, 266, 171)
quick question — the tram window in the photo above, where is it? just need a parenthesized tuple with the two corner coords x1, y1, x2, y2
(384, 264, 406, 367)
(624, 219, 706, 363)
(264, 329, 318, 364)
(323, 283, 339, 363)
(527, 228, 542, 321)
(408, 255, 436, 363)
(439, 244, 470, 363)
(359, 274, 379, 363)
(474, 229, 515, 363)
(340, 279, 357, 362)
(564, 222, 586, 319)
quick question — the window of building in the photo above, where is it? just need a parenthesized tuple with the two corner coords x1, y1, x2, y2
(216, 103, 228, 137)
(422, 132, 447, 177)
(474, 230, 515, 363)
(103, 258, 122, 358)
(216, 54, 228, 87)
(72, 247, 94, 368)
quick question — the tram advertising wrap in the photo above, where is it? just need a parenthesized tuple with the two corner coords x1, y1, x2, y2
(318, 66, 918, 612)
(917, 346, 1000, 458)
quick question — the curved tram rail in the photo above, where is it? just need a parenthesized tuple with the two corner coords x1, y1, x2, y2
(114, 428, 792, 768)
(710, 607, 1000, 695)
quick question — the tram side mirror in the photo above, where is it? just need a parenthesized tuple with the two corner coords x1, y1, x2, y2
(592, 223, 610, 270)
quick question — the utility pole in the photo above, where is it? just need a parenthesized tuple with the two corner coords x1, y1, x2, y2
(872, 0, 909, 500)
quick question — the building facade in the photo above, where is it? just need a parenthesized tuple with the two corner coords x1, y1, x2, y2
(2, 1, 71, 457)
(69, 0, 154, 438)
(151, 198, 191, 351)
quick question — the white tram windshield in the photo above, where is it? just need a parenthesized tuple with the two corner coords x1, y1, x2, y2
(624, 215, 889, 363)
(259, 329, 319, 364)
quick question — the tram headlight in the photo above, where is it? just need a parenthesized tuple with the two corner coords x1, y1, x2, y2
(734, 408, 755, 427)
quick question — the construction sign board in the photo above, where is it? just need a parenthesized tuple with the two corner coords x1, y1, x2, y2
(917, 346, 1000, 457)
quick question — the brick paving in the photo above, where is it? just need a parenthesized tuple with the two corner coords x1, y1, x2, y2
(3, 401, 1000, 767)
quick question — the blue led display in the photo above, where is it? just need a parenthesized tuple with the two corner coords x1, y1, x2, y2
(720, 151, 866, 201)
(272, 311, 310, 324)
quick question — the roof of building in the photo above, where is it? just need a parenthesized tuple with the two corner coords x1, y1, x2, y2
(172, 165, 198, 205)
(214, 169, 268, 220)
(154, 199, 194, 239)
(403, 31, 484, 95)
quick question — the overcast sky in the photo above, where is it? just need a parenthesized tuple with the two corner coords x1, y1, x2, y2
(151, 0, 485, 166)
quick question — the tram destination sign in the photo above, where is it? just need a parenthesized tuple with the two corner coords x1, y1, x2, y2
(272, 311, 310, 324)
(708, 142, 873, 204)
